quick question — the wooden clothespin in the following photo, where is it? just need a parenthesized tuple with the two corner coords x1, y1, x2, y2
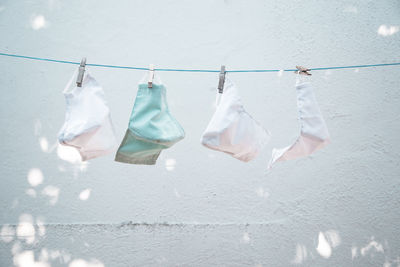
(148, 64, 155, 88)
(295, 65, 312, 76)
(218, 65, 226, 93)
(76, 57, 87, 87)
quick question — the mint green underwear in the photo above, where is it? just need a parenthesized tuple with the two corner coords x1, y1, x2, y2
(115, 75, 185, 165)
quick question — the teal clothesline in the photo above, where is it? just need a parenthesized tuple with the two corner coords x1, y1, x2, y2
(1, 52, 400, 73)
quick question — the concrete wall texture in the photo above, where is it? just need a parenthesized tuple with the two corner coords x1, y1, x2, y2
(0, 0, 399, 266)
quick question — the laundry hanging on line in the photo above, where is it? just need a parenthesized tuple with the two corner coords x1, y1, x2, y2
(58, 67, 118, 161)
(268, 72, 331, 168)
(115, 71, 185, 165)
(200, 77, 270, 162)
(57, 63, 330, 167)
(1, 52, 398, 166)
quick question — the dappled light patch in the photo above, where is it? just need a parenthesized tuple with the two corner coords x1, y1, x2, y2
(12, 241, 22, 256)
(377, 25, 399, 36)
(39, 137, 49, 152)
(360, 238, 384, 256)
(241, 232, 251, 244)
(13, 250, 50, 267)
(25, 188, 37, 198)
(16, 214, 35, 244)
(255, 187, 269, 198)
(41, 185, 60, 205)
(79, 161, 89, 172)
(27, 168, 44, 187)
(36, 218, 46, 237)
(30, 15, 48, 30)
(324, 230, 341, 248)
(79, 189, 91, 201)
(57, 144, 82, 164)
(0, 224, 15, 243)
(291, 244, 307, 264)
(317, 232, 332, 258)
(351, 245, 358, 259)
(48, 249, 72, 263)
(165, 158, 177, 171)
(316, 230, 341, 259)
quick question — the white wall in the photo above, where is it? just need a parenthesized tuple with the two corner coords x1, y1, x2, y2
(0, 0, 399, 266)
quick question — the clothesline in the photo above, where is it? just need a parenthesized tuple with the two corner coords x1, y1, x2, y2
(1, 52, 400, 73)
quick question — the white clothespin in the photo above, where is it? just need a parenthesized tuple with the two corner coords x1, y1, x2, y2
(295, 65, 312, 76)
(218, 65, 226, 93)
(148, 64, 155, 88)
(76, 57, 87, 87)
